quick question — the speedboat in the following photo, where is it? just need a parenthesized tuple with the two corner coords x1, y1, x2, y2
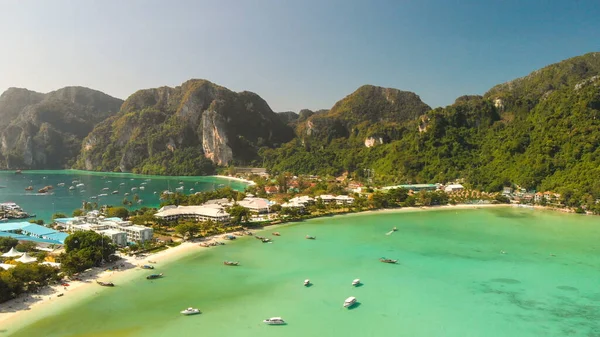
(181, 307, 201, 315)
(57, 183, 65, 187)
(146, 273, 163, 280)
(392, 226, 397, 231)
(112, 191, 119, 194)
(305, 235, 316, 240)
(352, 279, 361, 286)
(102, 187, 109, 191)
(76, 183, 84, 188)
(124, 192, 130, 196)
(304, 279, 311, 286)
(223, 261, 239, 266)
(69, 186, 75, 190)
(344, 296, 357, 308)
(263, 317, 285, 325)
(131, 187, 137, 191)
(261, 238, 271, 243)
(141, 265, 154, 269)
(379, 258, 397, 264)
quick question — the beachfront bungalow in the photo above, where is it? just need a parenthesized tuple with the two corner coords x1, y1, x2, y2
(317, 195, 337, 204)
(154, 205, 231, 223)
(444, 184, 465, 193)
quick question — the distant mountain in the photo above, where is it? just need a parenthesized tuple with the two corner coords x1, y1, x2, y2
(295, 85, 430, 144)
(277, 111, 299, 126)
(0, 87, 122, 169)
(75, 79, 295, 175)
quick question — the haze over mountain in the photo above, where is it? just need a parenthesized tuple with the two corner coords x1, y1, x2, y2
(0, 87, 122, 169)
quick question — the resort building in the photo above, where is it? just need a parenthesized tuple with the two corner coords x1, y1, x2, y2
(236, 197, 276, 213)
(57, 215, 153, 245)
(0, 222, 69, 244)
(97, 229, 128, 247)
(444, 184, 465, 193)
(154, 205, 231, 223)
(282, 196, 315, 208)
(316, 195, 355, 205)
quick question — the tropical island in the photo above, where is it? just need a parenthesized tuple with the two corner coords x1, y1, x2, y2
(1, 52, 600, 330)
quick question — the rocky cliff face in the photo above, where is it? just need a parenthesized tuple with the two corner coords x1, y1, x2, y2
(75, 79, 295, 175)
(0, 87, 122, 169)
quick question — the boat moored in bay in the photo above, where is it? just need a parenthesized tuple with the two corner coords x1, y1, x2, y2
(263, 317, 286, 325)
(181, 307, 201, 315)
(379, 257, 397, 264)
(146, 273, 163, 280)
(344, 296, 357, 308)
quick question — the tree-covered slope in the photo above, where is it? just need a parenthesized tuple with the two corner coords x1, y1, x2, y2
(262, 52, 600, 207)
(0, 87, 122, 169)
(75, 79, 295, 175)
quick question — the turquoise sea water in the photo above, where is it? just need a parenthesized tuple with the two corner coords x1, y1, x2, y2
(0, 170, 247, 222)
(6, 207, 600, 337)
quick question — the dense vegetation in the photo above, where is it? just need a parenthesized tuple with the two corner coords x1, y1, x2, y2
(0, 87, 122, 169)
(0, 263, 60, 303)
(262, 53, 600, 209)
(59, 231, 116, 275)
(75, 79, 294, 174)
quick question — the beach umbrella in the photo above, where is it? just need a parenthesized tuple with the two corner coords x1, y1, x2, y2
(16, 252, 37, 263)
(2, 247, 23, 258)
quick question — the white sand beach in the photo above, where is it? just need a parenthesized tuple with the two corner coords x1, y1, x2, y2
(210, 175, 256, 186)
(0, 235, 235, 332)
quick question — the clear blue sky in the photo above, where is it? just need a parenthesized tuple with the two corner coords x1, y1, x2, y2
(0, 0, 599, 111)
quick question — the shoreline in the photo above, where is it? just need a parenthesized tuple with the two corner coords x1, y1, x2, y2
(0, 234, 235, 334)
(0, 202, 553, 334)
(208, 175, 256, 186)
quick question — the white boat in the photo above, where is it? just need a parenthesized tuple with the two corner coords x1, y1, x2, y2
(98, 193, 107, 197)
(57, 183, 65, 187)
(90, 196, 97, 199)
(124, 192, 130, 196)
(131, 187, 138, 191)
(139, 186, 145, 190)
(120, 183, 125, 186)
(180, 307, 201, 315)
(112, 191, 119, 194)
(175, 186, 184, 192)
(304, 279, 310, 286)
(263, 317, 285, 325)
(102, 187, 109, 191)
(76, 183, 85, 188)
(69, 186, 75, 190)
(343, 296, 357, 308)
(352, 279, 361, 286)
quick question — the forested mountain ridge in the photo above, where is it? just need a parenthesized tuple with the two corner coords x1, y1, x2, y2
(262, 52, 600, 207)
(74, 79, 295, 175)
(0, 87, 123, 169)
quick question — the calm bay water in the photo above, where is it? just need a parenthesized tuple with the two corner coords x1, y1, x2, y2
(6, 207, 600, 337)
(0, 170, 247, 222)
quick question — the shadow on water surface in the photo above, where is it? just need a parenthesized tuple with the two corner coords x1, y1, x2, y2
(347, 302, 362, 310)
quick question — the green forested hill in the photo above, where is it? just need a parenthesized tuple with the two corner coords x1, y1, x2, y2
(0, 87, 123, 169)
(75, 79, 295, 175)
(262, 52, 600, 207)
